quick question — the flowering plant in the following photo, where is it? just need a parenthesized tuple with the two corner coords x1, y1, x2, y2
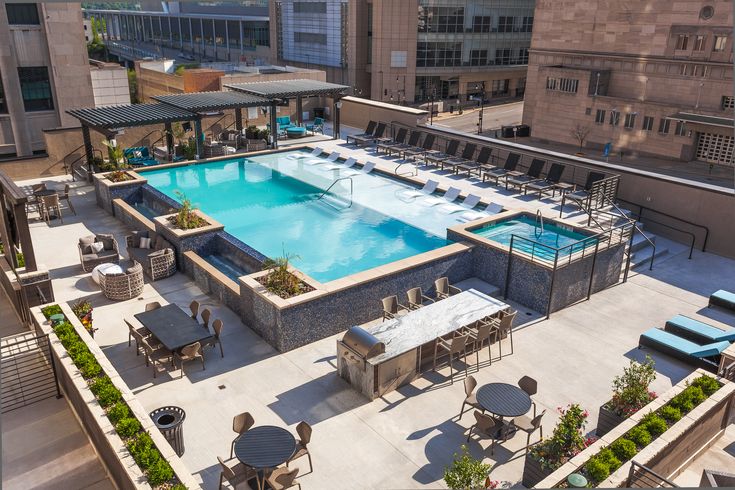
(443, 445, 491, 490)
(607, 356, 657, 417)
(529, 404, 590, 471)
(71, 299, 95, 336)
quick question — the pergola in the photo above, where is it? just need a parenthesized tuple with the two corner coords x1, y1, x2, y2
(225, 79, 350, 139)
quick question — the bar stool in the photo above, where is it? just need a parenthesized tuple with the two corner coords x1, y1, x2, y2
(464, 320, 494, 369)
(433, 333, 469, 382)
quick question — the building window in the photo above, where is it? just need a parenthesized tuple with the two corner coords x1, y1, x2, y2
(5, 3, 39, 25)
(518, 48, 529, 64)
(546, 77, 578, 93)
(642, 116, 654, 131)
(418, 6, 464, 33)
(495, 49, 511, 65)
(294, 32, 327, 45)
(472, 16, 491, 33)
(713, 35, 727, 52)
(416, 42, 462, 67)
(470, 49, 488, 66)
(722, 96, 735, 109)
(293, 2, 327, 14)
(521, 16, 533, 32)
(18, 66, 54, 112)
(497, 16, 515, 33)
(676, 34, 689, 50)
(624, 113, 637, 129)
(546, 77, 557, 90)
(0, 74, 6, 113)
(609, 111, 620, 126)
(595, 109, 606, 124)
(675, 120, 687, 136)
(491, 79, 509, 97)
(658, 118, 671, 134)
(693, 35, 706, 51)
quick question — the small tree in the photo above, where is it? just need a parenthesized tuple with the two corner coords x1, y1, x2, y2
(571, 124, 590, 153)
(444, 445, 491, 490)
(609, 356, 657, 417)
(101, 140, 124, 167)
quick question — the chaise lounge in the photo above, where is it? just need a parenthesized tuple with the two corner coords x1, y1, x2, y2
(709, 290, 735, 312)
(125, 230, 177, 281)
(639, 327, 730, 371)
(664, 314, 735, 343)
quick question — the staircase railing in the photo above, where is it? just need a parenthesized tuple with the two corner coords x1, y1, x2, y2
(593, 193, 656, 271)
(65, 148, 103, 182)
(206, 113, 235, 140)
(318, 176, 353, 209)
(626, 460, 677, 488)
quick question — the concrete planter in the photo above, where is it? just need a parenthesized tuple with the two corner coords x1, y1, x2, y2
(153, 211, 224, 270)
(534, 369, 734, 488)
(93, 171, 147, 214)
(522, 452, 555, 488)
(596, 403, 627, 437)
(30, 305, 200, 490)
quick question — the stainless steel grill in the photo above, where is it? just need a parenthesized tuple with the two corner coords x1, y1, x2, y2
(340, 326, 385, 363)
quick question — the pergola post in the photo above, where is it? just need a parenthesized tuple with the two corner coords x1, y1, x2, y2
(13, 201, 36, 271)
(270, 102, 278, 149)
(235, 108, 243, 132)
(295, 96, 303, 126)
(194, 118, 203, 159)
(333, 98, 341, 140)
(164, 122, 174, 161)
(82, 124, 94, 183)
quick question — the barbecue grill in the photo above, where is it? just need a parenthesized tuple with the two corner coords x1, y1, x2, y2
(339, 326, 385, 367)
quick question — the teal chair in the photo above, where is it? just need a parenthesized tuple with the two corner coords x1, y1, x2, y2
(276, 116, 294, 130)
(306, 117, 324, 134)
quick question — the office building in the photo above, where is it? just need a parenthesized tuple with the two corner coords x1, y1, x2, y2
(522, 0, 734, 165)
(0, 2, 94, 157)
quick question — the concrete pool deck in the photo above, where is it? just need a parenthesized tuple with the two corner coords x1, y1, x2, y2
(18, 158, 735, 488)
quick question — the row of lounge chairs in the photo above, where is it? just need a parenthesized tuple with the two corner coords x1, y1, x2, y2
(639, 290, 735, 371)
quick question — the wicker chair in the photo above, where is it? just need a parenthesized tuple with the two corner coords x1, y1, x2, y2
(99, 261, 144, 301)
(125, 230, 177, 281)
(78, 234, 120, 272)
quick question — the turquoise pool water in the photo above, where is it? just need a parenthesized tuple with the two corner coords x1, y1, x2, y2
(473, 215, 596, 260)
(143, 152, 450, 282)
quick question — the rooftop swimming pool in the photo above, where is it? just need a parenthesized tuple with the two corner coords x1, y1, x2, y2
(143, 149, 475, 282)
(472, 215, 597, 261)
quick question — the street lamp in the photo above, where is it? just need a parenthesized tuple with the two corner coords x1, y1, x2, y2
(475, 82, 486, 135)
(429, 88, 436, 125)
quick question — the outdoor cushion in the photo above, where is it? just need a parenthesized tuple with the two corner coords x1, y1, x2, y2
(126, 262, 143, 274)
(128, 248, 150, 265)
(640, 328, 730, 358)
(149, 249, 166, 258)
(91, 242, 104, 253)
(130, 230, 148, 248)
(79, 235, 95, 254)
(139, 237, 152, 249)
(665, 314, 735, 343)
(710, 290, 735, 311)
(82, 253, 99, 261)
(97, 250, 118, 259)
(96, 233, 115, 251)
(133, 150, 143, 158)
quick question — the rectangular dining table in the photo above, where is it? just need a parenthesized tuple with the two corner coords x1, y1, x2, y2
(134, 304, 212, 351)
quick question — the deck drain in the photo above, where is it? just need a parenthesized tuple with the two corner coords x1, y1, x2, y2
(218, 384, 226, 390)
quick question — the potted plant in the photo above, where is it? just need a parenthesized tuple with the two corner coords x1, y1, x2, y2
(102, 139, 125, 166)
(245, 125, 267, 151)
(70, 299, 96, 337)
(256, 252, 314, 299)
(168, 191, 208, 230)
(524, 404, 593, 487)
(596, 356, 657, 436)
(443, 445, 492, 490)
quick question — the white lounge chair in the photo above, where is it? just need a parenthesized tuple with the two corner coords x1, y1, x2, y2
(305, 151, 339, 165)
(287, 147, 322, 160)
(324, 156, 356, 171)
(343, 161, 376, 176)
(399, 179, 439, 199)
(439, 194, 481, 214)
(421, 186, 460, 206)
(457, 202, 503, 222)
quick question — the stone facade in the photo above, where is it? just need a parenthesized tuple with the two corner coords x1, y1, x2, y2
(522, 0, 734, 165)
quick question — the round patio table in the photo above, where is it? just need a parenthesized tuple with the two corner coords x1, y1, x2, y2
(476, 382, 532, 440)
(234, 425, 296, 490)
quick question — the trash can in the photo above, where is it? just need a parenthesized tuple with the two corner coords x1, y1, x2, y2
(501, 125, 515, 138)
(150, 406, 186, 456)
(515, 124, 530, 137)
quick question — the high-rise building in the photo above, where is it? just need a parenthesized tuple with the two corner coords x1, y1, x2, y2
(271, 0, 535, 103)
(522, 0, 734, 165)
(0, 2, 94, 158)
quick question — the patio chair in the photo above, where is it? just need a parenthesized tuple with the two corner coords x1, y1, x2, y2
(639, 328, 729, 371)
(217, 456, 257, 490)
(559, 171, 606, 216)
(482, 152, 520, 185)
(407, 287, 434, 310)
(382, 295, 408, 321)
(287, 421, 313, 473)
(466, 410, 498, 455)
(141, 338, 173, 378)
(525, 163, 566, 198)
(511, 410, 545, 454)
(39, 193, 63, 224)
(342, 161, 375, 176)
(456, 146, 492, 178)
(99, 261, 144, 301)
(425, 139, 460, 167)
(518, 375, 538, 417)
(189, 300, 200, 320)
(457, 202, 503, 223)
(287, 147, 323, 160)
(402, 133, 435, 161)
(174, 342, 205, 378)
(145, 301, 162, 311)
(389, 131, 422, 158)
(433, 333, 469, 381)
(398, 179, 439, 200)
(230, 411, 255, 458)
(710, 289, 735, 312)
(488, 310, 517, 359)
(459, 375, 482, 420)
(306, 117, 324, 134)
(202, 318, 224, 358)
(435, 277, 461, 300)
(352, 122, 386, 147)
(376, 128, 407, 154)
(201, 308, 212, 330)
(506, 159, 546, 192)
(125, 319, 150, 353)
(61, 184, 76, 215)
(78, 234, 120, 272)
(265, 467, 301, 490)
(465, 320, 494, 368)
(664, 314, 735, 344)
(345, 120, 377, 145)
(441, 143, 476, 172)
(438, 194, 481, 214)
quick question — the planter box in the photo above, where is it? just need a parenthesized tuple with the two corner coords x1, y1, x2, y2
(596, 403, 626, 437)
(30, 305, 200, 490)
(153, 211, 224, 270)
(93, 171, 147, 214)
(522, 452, 555, 488)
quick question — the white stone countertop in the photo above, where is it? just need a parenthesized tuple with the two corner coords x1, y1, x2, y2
(366, 289, 509, 365)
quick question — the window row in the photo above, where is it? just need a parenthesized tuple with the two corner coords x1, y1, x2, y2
(675, 33, 729, 53)
(545, 77, 579, 93)
(594, 110, 687, 135)
(294, 32, 327, 45)
(293, 2, 327, 14)
(6, 3, 39, 25)
(417, 42, 528, 67)
(0, 66, 54, 113)
(417, 7, 532, 33)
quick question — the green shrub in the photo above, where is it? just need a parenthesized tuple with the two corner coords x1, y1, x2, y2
(57, 330, 77, 350)
(67, 341, 90, 359)
(53, 321, 75, 337)
(41, 304, 63, 318)
(691, 375, 720, 397)
(146, 458, 174, 486)
(75, 352, 102, 378)
(658, 405, 682, 424)
(90, 377, 121, 408)
(609, 438, 637, 462)
(585, 456, 611, 483)
(127, 433, 161, 470)
(108, 402, 130, 425)
(640, 413, 668, 437)
(626, 426, 652, 448)
(596, 447, 621, 472)
(669, 386, 705, 413)
(170, 484, 187, 490)
(115, 417, 142, 438)
(688, 385, 706, 405)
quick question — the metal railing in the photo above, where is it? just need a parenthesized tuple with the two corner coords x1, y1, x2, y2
(626, 460, 678, 488)
(318, 176, 353, 209)
(1, 333, 61, 413)
(64, 145, 103, 181)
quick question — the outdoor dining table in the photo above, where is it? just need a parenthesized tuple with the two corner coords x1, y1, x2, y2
(133, 304, 212, 352)
(234, 425, 296, 490)
(476, 382, 532, 439)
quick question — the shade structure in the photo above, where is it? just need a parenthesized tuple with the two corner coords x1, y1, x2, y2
(224, 79, 350, 99)
(67, 103, 196, 129)
(152, 91, 271, 112)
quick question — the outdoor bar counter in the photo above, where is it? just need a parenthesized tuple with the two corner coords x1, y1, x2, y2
(337, 289, 509, 400)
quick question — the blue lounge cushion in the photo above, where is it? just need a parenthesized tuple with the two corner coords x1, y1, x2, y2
(641, 328, 730, 358)
(665, 314, 735, 343)
(710, 289, 735, 311)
